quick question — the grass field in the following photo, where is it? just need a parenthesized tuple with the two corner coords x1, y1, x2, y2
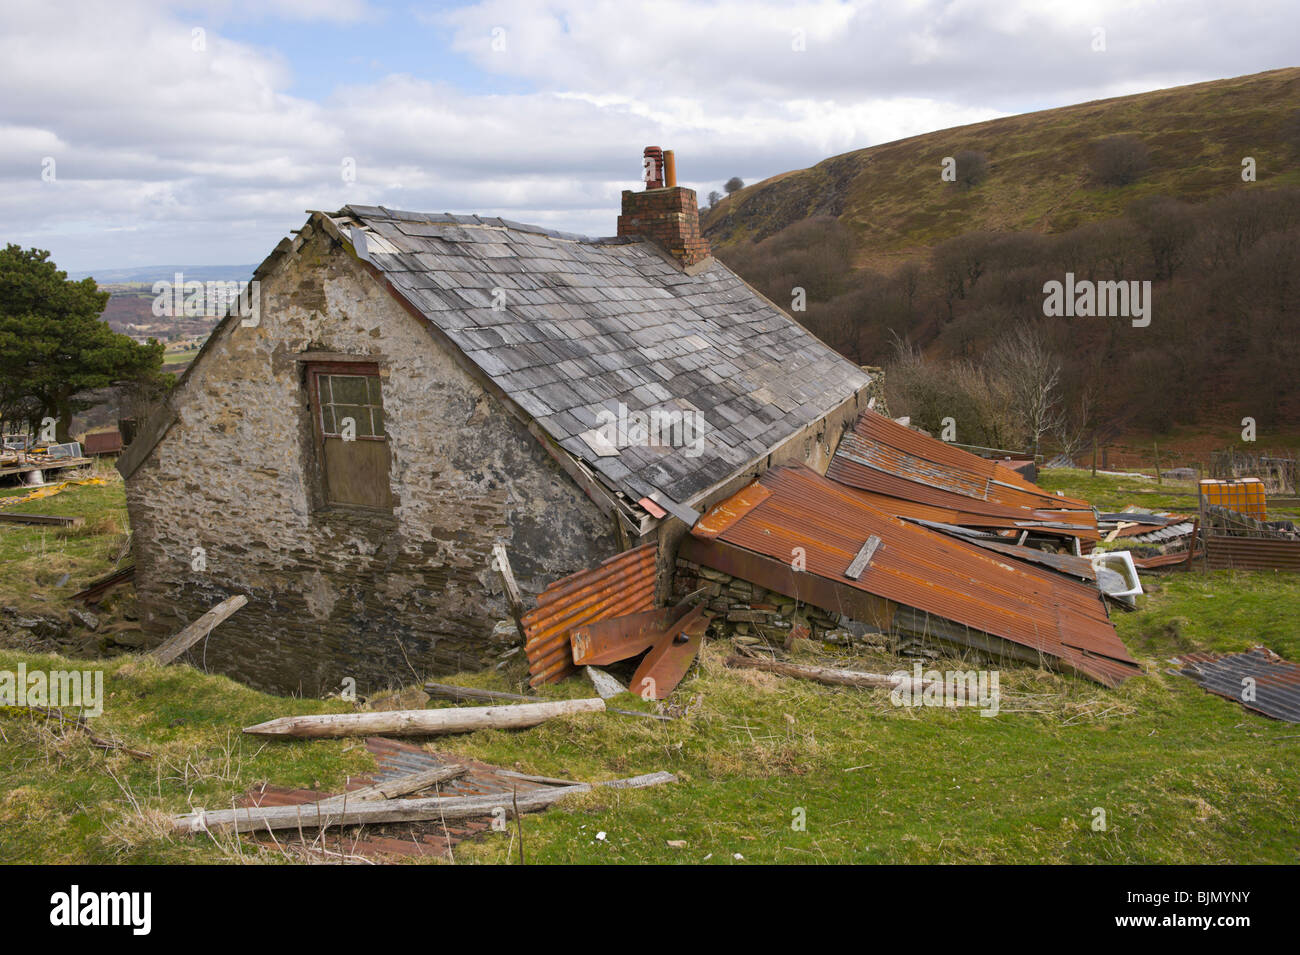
(1, 469, 1297, 864)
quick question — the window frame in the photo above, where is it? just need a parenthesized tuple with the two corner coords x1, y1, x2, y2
(303, 359, 393, 512)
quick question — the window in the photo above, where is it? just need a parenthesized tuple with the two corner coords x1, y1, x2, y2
(305, 362, 393, 509)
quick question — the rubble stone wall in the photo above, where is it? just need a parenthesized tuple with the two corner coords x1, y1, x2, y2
(672, 557, 855, 644)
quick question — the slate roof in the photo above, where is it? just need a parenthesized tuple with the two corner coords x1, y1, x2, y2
(331, 205, 869, 509)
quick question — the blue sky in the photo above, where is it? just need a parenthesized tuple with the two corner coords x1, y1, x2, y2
(2, 0, 1297, 273)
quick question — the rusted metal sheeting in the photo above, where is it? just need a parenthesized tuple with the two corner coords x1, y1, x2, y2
(692, 466, 1139, 686)
(82, 430, 124, 455)
(906, 519, 1097, 580)
(1172, 648, 1300, 722)
(1204, 536, 1300, 572)
(833, 479, 1100, 540)
(828, 411, 1095, 534)
(1133, 549, 1200, 570)
(629, 604, 709, 700)
(571, 604, 686, 666)
(692, 483, 771, 539)
(522, 543, 657, 686)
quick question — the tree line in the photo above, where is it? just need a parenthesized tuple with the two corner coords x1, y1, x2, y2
(717, 184, 1300, 452)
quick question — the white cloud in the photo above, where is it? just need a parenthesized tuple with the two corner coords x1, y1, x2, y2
(1, 0, 1297, 269)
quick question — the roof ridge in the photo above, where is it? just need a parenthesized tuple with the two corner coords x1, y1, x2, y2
(338, 204, 602, 244)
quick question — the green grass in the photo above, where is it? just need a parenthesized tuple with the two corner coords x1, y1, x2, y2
(0, 462, 128, 612)
(1, 468, 1297, 864)
(1037, 467, 1201, 513)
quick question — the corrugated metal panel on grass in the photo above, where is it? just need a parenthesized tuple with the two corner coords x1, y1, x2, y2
(521, 543, 657, 686)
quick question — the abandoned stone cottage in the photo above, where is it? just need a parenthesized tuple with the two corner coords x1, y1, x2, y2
(119, 151, 871, 694)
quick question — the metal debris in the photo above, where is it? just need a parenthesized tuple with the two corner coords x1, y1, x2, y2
(1172, 648, 1300, 722)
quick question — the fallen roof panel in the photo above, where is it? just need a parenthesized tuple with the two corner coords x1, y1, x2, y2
(691, 466, 1139, 686)
(521, 543, 657, 686)
(827, 411, 1098, 539)
(1172, 648, 1300, 722)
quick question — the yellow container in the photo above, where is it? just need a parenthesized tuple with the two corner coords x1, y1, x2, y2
(1199, 478, 1267, 520)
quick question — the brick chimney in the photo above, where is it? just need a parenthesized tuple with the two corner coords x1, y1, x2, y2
(617, 146, 711, 268)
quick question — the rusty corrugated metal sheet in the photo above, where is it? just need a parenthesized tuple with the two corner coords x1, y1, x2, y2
(1133, 549, 1200, 570)
(692, 466, 1140, 686)
(833, 484, 1100, 540)
(1172, 648, 1300, 722)
(82, 430, 123, 455)
(827, 411, 1097, 539)
(521, 543, 657, 686)
(1204, 536, 1300, 571)
(906, 518, 1097, 580)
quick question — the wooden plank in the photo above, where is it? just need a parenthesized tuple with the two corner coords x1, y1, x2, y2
(724, 654, 926, 691)
(318, 765, 468, 806)
(173, 771, 676, 834)
(0, 512, 84, 527)
(844, 534, 882, 580)
(424, 681, 531, 704)
(149, 594, 249, 664)
(243, 697, 606, 738)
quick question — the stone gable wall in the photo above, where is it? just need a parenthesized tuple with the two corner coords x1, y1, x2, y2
(125, 223, 616, 695)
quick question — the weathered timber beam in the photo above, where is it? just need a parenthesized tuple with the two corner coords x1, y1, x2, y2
(243, 697, 606, 739)
(149, 594, 248, 664)
(173, 771, 676, 834)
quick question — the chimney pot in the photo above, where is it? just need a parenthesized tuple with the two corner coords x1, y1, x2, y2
(619, 147, 710, 268)
(642, 146, 664, 190)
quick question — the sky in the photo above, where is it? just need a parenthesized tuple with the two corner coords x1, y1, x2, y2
(1, 0, 1297, 273)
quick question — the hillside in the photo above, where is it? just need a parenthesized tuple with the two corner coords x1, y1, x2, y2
(3, 470, 1300, 864)
(705, 68, 1300, 260)
(702, 68, 1300, 453)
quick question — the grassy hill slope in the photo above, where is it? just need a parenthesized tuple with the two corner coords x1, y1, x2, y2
(704, 67, 1300, 264)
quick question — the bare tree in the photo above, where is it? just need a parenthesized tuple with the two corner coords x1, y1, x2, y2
(1051, 386, 1095, 464)
(988, 323, 1064, 458)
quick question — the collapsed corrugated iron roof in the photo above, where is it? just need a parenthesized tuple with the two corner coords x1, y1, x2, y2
(685, 466, 1141, 686)
(521, 543, 657, 686)
(827, 410, 1099, 540)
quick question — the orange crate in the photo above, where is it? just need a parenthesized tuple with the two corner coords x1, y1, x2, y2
(1199, 478, 1267, 520)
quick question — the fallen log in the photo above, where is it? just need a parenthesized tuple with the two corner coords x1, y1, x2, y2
(150, 594, 248, 664)
(423, 680, 672, 722)
(173, 770, 676, 834)
(244, 697, 607, 739)
(724, 655, 926, 691)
